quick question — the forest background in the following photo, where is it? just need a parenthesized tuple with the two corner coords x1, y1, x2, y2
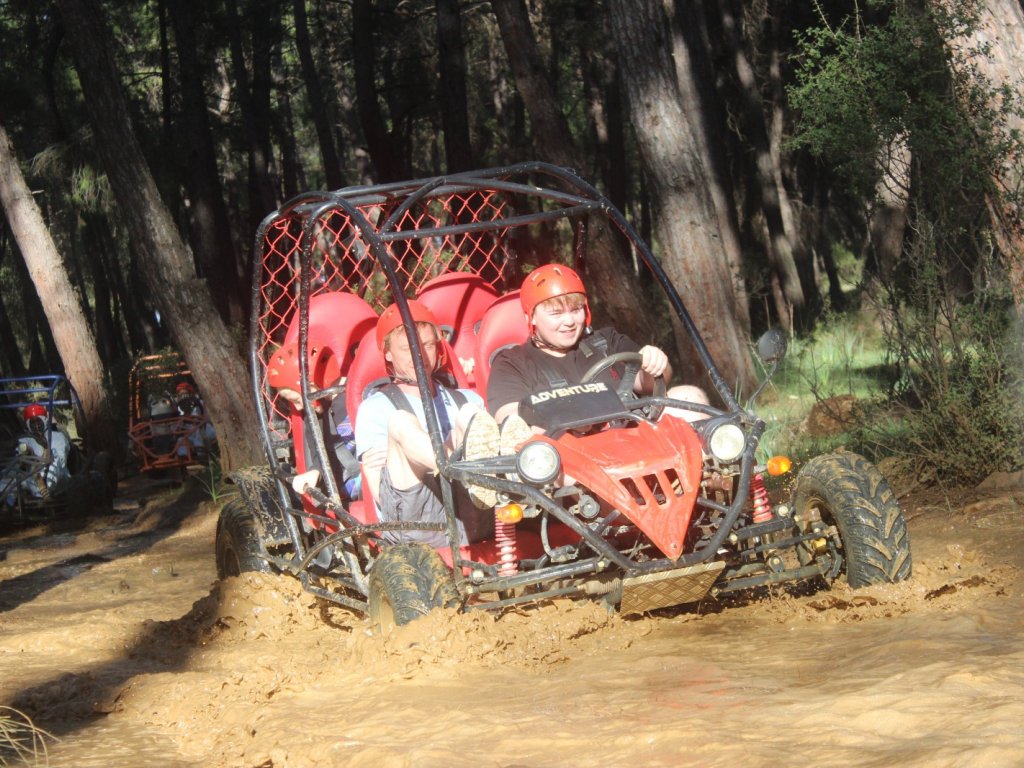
(0, 0, 1022, 487)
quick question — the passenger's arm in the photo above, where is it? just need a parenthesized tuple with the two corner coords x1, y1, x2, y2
(359, 446, 387, 501)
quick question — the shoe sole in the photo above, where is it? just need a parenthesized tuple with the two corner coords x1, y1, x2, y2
(463, 414, 499, 509)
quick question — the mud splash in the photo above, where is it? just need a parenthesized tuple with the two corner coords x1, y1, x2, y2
(0, 482, 1021, 767)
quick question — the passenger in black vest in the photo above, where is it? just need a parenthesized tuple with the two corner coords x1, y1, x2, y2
(487, 264, 710, 428)
(354, 300, 513, 547)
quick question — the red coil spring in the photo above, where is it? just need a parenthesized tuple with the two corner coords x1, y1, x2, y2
(750, 472, 772, 524)
(494, 516, 518, 576)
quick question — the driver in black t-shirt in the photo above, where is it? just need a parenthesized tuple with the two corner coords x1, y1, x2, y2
(486, 264, 709, 429)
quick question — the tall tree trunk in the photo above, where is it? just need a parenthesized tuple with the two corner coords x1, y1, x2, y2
(867, 133, 911, 282)
(55, 0, 263, 471)
(490, 0, 658, 348)
(293, 0, 344, 188)
(608, 0, 754, 395)
(951, 0, 1024, 308)
(491, 0, 576, 169)
(81, 213, 128, 364)
(0, 123, 119, 457)
(352, 0, 408, 181)
(0, 236, 27, 378)
(435, 0, 474, 172)
(225, 0, 278, 229)
(167, 0, 244, 326)
(718, 0, 803, 311)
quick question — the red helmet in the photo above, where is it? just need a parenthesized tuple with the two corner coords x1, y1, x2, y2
(176, 381, 195, 394)
(520, 263, 590, 326)
(375, 299, 441, 351)
(24, 403, 46, 422)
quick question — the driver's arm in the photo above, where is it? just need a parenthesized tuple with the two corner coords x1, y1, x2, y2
(636, 345, 672, 396)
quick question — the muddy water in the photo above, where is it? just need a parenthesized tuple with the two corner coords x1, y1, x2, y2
(1, 483, 1021, 768)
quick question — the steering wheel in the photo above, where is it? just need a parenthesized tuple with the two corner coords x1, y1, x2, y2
(580, 351, 666, 420)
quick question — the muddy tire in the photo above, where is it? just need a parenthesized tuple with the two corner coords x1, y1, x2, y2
(792, 451, 911, 588)
(215, 498, 271, 578)
(367, 544, 459, 629)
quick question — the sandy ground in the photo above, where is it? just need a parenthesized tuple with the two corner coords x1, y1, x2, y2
(0, 473, 1021, 768)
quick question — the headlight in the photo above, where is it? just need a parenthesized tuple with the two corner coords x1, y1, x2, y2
(706, 421, 746, 463)
(515, 441, 561, 485)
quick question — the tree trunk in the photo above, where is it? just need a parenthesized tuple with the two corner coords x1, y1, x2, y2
(55, 0, 263, 471)
(951, 0, 1024, 308)
(225, 0, 278, 230)
(608, 0, 754, 395)
(491, 0, 576, 169)
(490, 0, 659, 346)
(0, 236, 27, 378)
(718, 0, 803, 309)
(352, 0, 408, 181)
(867, 133, 911, 282)
(167, 0, 245, 326)
(435, 0, 474, 172)
(293, 0, 344, 189)
(0, 122, 119, 457)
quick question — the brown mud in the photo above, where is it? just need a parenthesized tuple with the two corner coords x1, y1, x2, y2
(0, 474, 1021, 767)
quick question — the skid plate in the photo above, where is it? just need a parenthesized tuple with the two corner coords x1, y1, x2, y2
(619, 561, 725, 615)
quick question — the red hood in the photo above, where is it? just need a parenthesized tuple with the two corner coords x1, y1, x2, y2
(544, 417, 703, 561)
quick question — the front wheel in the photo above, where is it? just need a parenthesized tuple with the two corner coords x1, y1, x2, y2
(215, 498, 272, 578)
(792, 451, 911, 588)
(367, 544, 460, 630)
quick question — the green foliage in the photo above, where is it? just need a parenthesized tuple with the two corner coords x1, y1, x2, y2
(193, 455, 234, 503)
(785, 0, 1024, 487)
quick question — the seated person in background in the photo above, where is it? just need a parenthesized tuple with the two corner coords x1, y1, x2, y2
(174, 381, 216, 457)
(2, 403, 72, 503)
(487, 263, 710, 428)
(355, 300, 527, 547)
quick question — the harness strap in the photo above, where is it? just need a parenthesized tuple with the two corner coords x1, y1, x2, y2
(378, 380, 467, 441)
(534, 332, 611, 388)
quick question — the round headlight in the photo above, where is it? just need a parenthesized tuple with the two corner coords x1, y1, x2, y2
(707, 422, 746, 463)
(515, 441, 561, 485)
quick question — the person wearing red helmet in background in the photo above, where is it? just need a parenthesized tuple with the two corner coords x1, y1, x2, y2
(174, 380, 217, 458)
(1, 403, 72, 505)
(487, 263, 710, 428)
(354, 300, 505, 548)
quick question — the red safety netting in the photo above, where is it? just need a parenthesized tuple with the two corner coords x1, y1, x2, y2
(254, 189, 513, 442)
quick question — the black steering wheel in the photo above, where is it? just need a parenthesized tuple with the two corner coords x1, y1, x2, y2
(580, 351, 666, 420)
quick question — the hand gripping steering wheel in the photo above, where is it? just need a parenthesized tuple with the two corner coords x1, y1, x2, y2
(580, 351, 666, 421)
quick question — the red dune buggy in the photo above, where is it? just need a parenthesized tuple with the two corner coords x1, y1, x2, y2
(218, 162, 911, 628)
(127, 353, 217, 474)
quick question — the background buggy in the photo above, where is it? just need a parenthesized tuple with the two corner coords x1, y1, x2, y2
(127, 352, 218, 475)
(0, 375, 116, 523)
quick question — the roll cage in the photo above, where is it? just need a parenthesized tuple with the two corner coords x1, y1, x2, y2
(246, 161, 766, 610)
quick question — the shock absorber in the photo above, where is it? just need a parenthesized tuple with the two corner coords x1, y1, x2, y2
(494, 513, 518, 576)
(750, 472, 772, 524)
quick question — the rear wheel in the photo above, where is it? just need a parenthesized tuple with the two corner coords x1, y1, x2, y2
(367, 544, 460, 630)
(792, 451, 911, 587)
(215, 498, 271, 578)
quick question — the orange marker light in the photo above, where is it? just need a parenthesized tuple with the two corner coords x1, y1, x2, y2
(495, 503, 524, 524)
(766, 455, 793, 476)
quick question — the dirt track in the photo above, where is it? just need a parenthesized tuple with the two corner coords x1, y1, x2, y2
(1, 474, 1022, 767)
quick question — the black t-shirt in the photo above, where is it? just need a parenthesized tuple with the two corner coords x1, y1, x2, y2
(486, 327, 640, 415)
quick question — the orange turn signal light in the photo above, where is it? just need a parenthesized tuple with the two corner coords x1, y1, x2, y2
(495, 503, 524, 524)
(766, 455, 793, 476)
